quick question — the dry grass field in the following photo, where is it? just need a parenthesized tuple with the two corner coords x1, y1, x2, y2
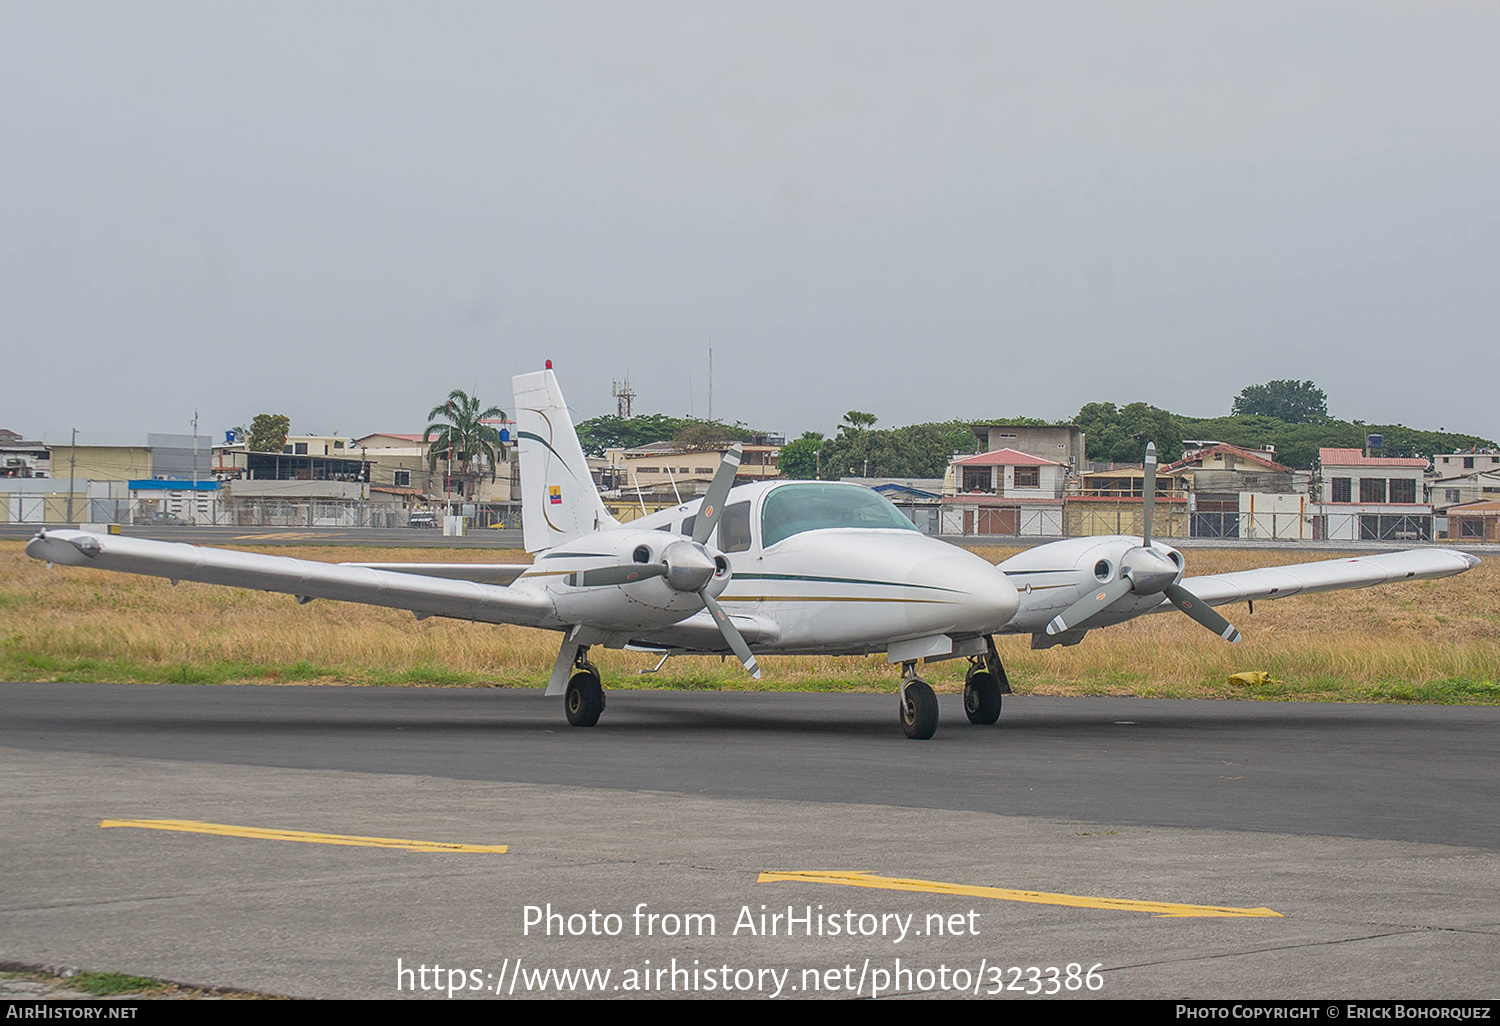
(1, 540, 1496, 703)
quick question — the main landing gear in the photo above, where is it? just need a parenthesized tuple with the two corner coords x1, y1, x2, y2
(899, 636, 1012, 740)
(964, 636, 1012, 726)
(564, 648, 605, 727)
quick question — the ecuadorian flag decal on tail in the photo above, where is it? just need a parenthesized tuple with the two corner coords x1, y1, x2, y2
(549, 485, 562, 505)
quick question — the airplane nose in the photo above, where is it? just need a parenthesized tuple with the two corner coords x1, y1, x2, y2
(906, 553, 1019, 635)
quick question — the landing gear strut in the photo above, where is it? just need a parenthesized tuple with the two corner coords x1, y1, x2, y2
(963, 636, 1011, 726)
(564, 647, 605, 727)
(899, 661, 938, 740)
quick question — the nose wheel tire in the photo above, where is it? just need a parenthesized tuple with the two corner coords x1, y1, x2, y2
(963, 669, 1003, 725)
(900, 678, 938, 740)
(565, 671, 605, 727)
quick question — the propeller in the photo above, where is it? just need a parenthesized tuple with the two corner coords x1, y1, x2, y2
(1046, 441, 1241, 642)
(567, 443, 761, 677)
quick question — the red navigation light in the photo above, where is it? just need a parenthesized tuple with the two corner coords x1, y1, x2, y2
(546, 359, 553, 369)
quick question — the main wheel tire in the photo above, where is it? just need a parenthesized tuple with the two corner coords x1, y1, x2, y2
(900, 678, 938, 740)
(964, 670, 1003, 725)
(565, 672, 605, 727)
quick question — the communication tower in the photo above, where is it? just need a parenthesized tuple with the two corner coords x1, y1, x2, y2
(612, 378, 636, 419)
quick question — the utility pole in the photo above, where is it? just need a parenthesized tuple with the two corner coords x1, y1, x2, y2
(66, 427, 77, 524)
(190, 409, 199, 524)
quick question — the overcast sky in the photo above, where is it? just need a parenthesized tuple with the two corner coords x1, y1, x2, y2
(3, 2, 1496, 441)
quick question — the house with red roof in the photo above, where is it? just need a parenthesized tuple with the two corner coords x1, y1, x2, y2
(1314, 448, 1432, 541)
(1446, 500, 1500, 543)
(1165, 442, 1311, 540)
(940, 449, 1066, 536)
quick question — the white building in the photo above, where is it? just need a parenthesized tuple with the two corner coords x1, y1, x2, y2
(941, 449, 1066, 537)
(1313, 448, 1432, 541)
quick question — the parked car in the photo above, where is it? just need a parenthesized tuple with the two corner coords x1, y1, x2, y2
(407, 511, 438, 528)
(134, 510, 188, 526)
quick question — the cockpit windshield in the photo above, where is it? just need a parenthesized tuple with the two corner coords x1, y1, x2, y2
(760, 483, 920, 548)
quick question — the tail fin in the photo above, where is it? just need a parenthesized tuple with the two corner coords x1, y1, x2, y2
(512, 367, 618, 553)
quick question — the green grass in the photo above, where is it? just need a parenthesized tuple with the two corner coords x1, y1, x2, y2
(4, 538, 1497, 705)
(68, 972, 168, 996)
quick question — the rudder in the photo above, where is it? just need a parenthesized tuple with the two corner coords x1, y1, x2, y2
(512, 367, 617, 553)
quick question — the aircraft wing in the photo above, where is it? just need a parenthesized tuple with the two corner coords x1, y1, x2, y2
(1170, 548, 1479, 608)
(341, 562, 530, 586)
(25, 530, 554, 626)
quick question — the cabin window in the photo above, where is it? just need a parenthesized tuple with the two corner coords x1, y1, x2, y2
(718, 501, 753, 553)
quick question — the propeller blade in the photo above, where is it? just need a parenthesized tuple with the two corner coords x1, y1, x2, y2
(699, 588, 761, 678)
(1142, 441, 1157, 548)
(1164, 583, 1242, 642)
(566, 564, 667, 587)
(1046, 576, 1135, 635)
(691, 443, 743, 546)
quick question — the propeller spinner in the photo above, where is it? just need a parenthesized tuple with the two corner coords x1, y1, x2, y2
(1046, 442, 1241, 642)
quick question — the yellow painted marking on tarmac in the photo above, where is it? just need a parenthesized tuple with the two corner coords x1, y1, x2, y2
(757, 870, 1281, 919)
(100, 819, 507, 853)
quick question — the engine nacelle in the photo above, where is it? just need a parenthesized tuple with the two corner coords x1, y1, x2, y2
(542, 529, 733, 630)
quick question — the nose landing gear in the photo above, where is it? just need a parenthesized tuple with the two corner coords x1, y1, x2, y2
(899, 661, 938, 740)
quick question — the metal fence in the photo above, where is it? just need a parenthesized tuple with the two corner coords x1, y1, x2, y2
(2, 490, 1450, 546)
(1, 494, 452, 530)
(941, 506, 1441, 543)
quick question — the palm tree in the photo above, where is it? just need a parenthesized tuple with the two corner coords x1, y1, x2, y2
(839, 410, 878, 435)
(424, 390, 509, 501)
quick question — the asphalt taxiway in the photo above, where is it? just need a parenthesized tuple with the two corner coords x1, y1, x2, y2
(1, 683, 1495, 999)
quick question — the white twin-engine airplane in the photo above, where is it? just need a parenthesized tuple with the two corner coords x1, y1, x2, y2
(26, 367, 1479, 739)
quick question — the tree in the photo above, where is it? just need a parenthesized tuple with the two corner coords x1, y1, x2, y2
(424, 390, 509, 491)
(247, 413, 290, 453)
(1231, 380, 1329, 424)
(575, 413, 693, 458)
(1074, 402, 1183, 463)
(672, 420, 755, 452)
(838, 411, 878, 435)
(810, 421, 976, 480)
(778, 432, 826, 479)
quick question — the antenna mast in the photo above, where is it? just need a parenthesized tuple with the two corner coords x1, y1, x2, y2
(611, 377, 636, 419)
